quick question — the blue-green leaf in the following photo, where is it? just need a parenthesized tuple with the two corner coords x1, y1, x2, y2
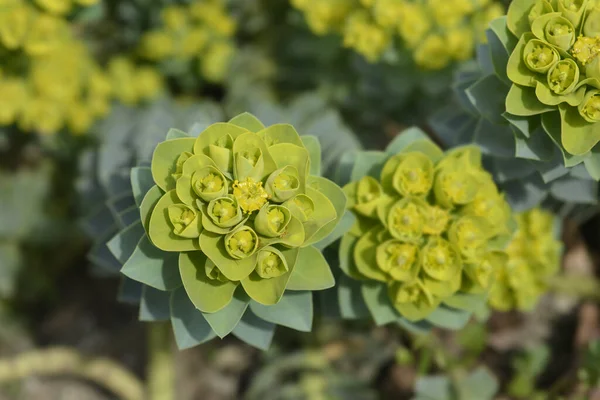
(170, 287, 216, 350)
(250, 291, 313, 332)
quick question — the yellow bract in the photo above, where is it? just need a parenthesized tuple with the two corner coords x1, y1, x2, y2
(291, 0, 504, 69)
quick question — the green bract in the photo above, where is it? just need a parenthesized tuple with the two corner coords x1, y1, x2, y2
(431, 14, 599, 215)
(489, 208, 562, 311)
(337, 127, 516, 329)
(105, 112, 347, 350)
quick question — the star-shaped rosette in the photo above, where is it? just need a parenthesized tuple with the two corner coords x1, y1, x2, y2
(334, 127, 516, 331)
(105, 112, 347, 350)
(431, 11, 599, 216)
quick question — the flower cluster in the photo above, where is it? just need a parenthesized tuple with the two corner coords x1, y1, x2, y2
(139, 0, 237, 83)
(506, 0, 600, 158)
(291, 0, 503, 69)
(0, 0, 163, 135)
(105, 112, 347, 349)
(340, 130, 515, 321)
(489, 208, 562, 312)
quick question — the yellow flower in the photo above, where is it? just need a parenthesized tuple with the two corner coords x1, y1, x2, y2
(446, 27, 474, 61)
(19, 97, 64, 135)
(135, 67, 164, 100)
(0, 3, 30, 49)
(343, 12, 389, 62)
(181, 28, 209, 57)
(34, 0, 71, 15)
(74, 0, 98, 5)
(108, 57, 139, 105)
(373, 0, 405, 28)
(232, 177, 269, 213)
(140, 31, 173, 60)
(201, 42, 235, 83)
(161, 5, 188, 31)
(427, 0, 469, 28)
(396, 2, 431, 49)
(66, 101, 94, 135)
(0, 78, 27, 125)
(414, 34, 452, 70)
(24, 13, 68, 56)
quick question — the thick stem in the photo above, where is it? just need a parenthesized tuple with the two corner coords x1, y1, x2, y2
(0, 347, 143, 400)
(147, 322, 175, 400)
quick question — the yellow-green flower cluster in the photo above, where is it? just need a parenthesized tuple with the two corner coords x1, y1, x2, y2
(139, 0, 237, 83)
(342, 142, 515, 321)
(291, 0, 504, 69)
(0, 0, 163, 135)
(489, 209, 562, 312)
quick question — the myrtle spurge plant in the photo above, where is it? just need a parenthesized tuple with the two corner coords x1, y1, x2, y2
(139, 0, 237, 83)
(489, 208, 562, 311)
(0, 0, 163, 135)
(504, 0, 600, 163)
(104, 112, 347, 349)
(290, 0, 503, 69)
(431, 14, 599, 215)
(338, 127, 515, 327)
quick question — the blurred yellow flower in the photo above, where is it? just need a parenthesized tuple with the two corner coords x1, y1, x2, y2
(0, 3, 30, 49)
(343, 11, 389, 62)
(24, 13, 68, 55)
(201, 41, 235, 83)
(34, 0, 71, 15)
(0, 79, 27, 125)
(414, 34, 451, 70)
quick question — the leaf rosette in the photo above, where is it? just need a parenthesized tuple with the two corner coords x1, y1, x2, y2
(97, 111, 347, 350)
(430, 10, 600, 216)
(337, 127, 517, 329)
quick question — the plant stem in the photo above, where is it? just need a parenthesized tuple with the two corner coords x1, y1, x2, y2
(147, 322, 175, 400)
(0, 347, 143, 400)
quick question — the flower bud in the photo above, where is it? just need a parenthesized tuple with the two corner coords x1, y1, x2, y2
(528, 0, 554, 26)
(421, 237, 461, 281)
(235, 147, 265, 181)
(354, 176, 383, 217)
(191, 165, 228, 203)
(544, 16, 575, 51)
(522, 39, 559, 74)
(255, 204, 292, 237)
(584, 6, 600, 37)
(376, 240, 420, 282)
(207, 196, 243, 228)
(209, 133, 233, 174)
(171, 151, 193, 181)
(421, 205, 449, 235)
(255, 246, 289, 279)
(205, 258, 229, 283)
(265, 166, 300, 203)
(224, 225, 259, 260)
(387, 199, 424, 243)
(547, 59, 579, 95)
(167, 204, 201, 238)
(393, 152, 434, 197)
(434, 168, 478, 208)
(283, 194, 315, 222)
(556, 0, 588, 27)
(578, 89, 600, 123)
(392, 281, 434, 308)
(448, 216, 489, 261)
